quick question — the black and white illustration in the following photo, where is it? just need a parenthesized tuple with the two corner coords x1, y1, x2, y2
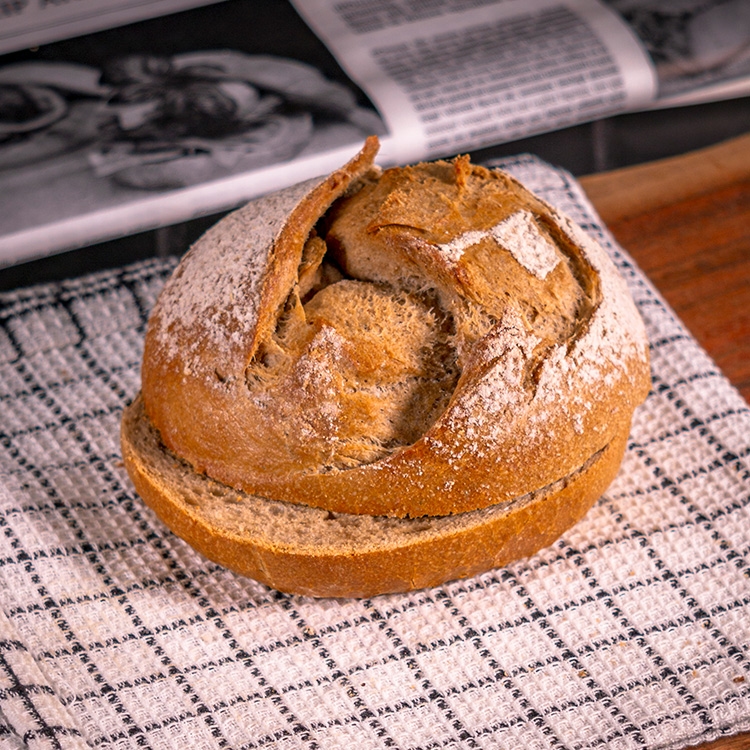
(608, 0, 750, 96)
(0, 51, 383, 188)
(0, 0, 386, 259)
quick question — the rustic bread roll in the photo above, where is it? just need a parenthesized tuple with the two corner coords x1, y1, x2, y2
(121, 136, 650, 597)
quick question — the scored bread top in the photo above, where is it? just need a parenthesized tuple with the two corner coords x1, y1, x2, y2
(141, 137, 650, 518)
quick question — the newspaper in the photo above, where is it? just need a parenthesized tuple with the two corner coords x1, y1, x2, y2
(1, 0, 749, 267)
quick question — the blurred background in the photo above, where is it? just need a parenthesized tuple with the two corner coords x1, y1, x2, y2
(1, 0, 748, 291)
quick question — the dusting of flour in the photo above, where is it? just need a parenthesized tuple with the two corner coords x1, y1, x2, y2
(150, 176, 321, 379)
(436, 209, 560, 279)
(492, 210, 560, 279)
(436, 230, 487, 263)
(438, 205, 649, 459)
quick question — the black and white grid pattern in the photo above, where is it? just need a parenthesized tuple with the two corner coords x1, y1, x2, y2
(1, 158, 748, 750)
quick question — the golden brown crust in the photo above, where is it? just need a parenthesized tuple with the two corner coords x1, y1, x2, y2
(139, 139, 650, 520)
(122, 394, 629, 598)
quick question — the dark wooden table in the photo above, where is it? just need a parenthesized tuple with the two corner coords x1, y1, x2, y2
(581, 132, 750, 406)
(581, 134, 750, 750)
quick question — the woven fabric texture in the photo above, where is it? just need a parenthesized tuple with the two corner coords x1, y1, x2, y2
(0, 157, 748, 750)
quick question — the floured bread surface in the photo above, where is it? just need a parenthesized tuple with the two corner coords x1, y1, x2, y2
(139, 138, 650, 519)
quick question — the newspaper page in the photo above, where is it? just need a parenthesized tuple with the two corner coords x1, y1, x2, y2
(291, 0, 658, 163)
(0, 0, 389, 265)
(1, 0, 749, 267)
(604, 1, 750, 106)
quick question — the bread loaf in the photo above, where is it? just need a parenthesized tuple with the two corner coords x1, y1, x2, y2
(121, 137, 651, 597)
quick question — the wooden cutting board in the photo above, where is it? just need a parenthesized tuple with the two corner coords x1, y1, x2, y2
(580, 132, 750, 407)
(581, 133, 750, 750)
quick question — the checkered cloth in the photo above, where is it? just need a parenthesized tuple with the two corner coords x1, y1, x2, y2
(1, 156, 748, 750)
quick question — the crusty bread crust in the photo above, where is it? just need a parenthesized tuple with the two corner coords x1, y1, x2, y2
(122, 394, 629, 598)
(139, 138, 650, 519)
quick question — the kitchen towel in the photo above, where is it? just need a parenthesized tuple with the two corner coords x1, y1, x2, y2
(1, 156, 748, 750)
